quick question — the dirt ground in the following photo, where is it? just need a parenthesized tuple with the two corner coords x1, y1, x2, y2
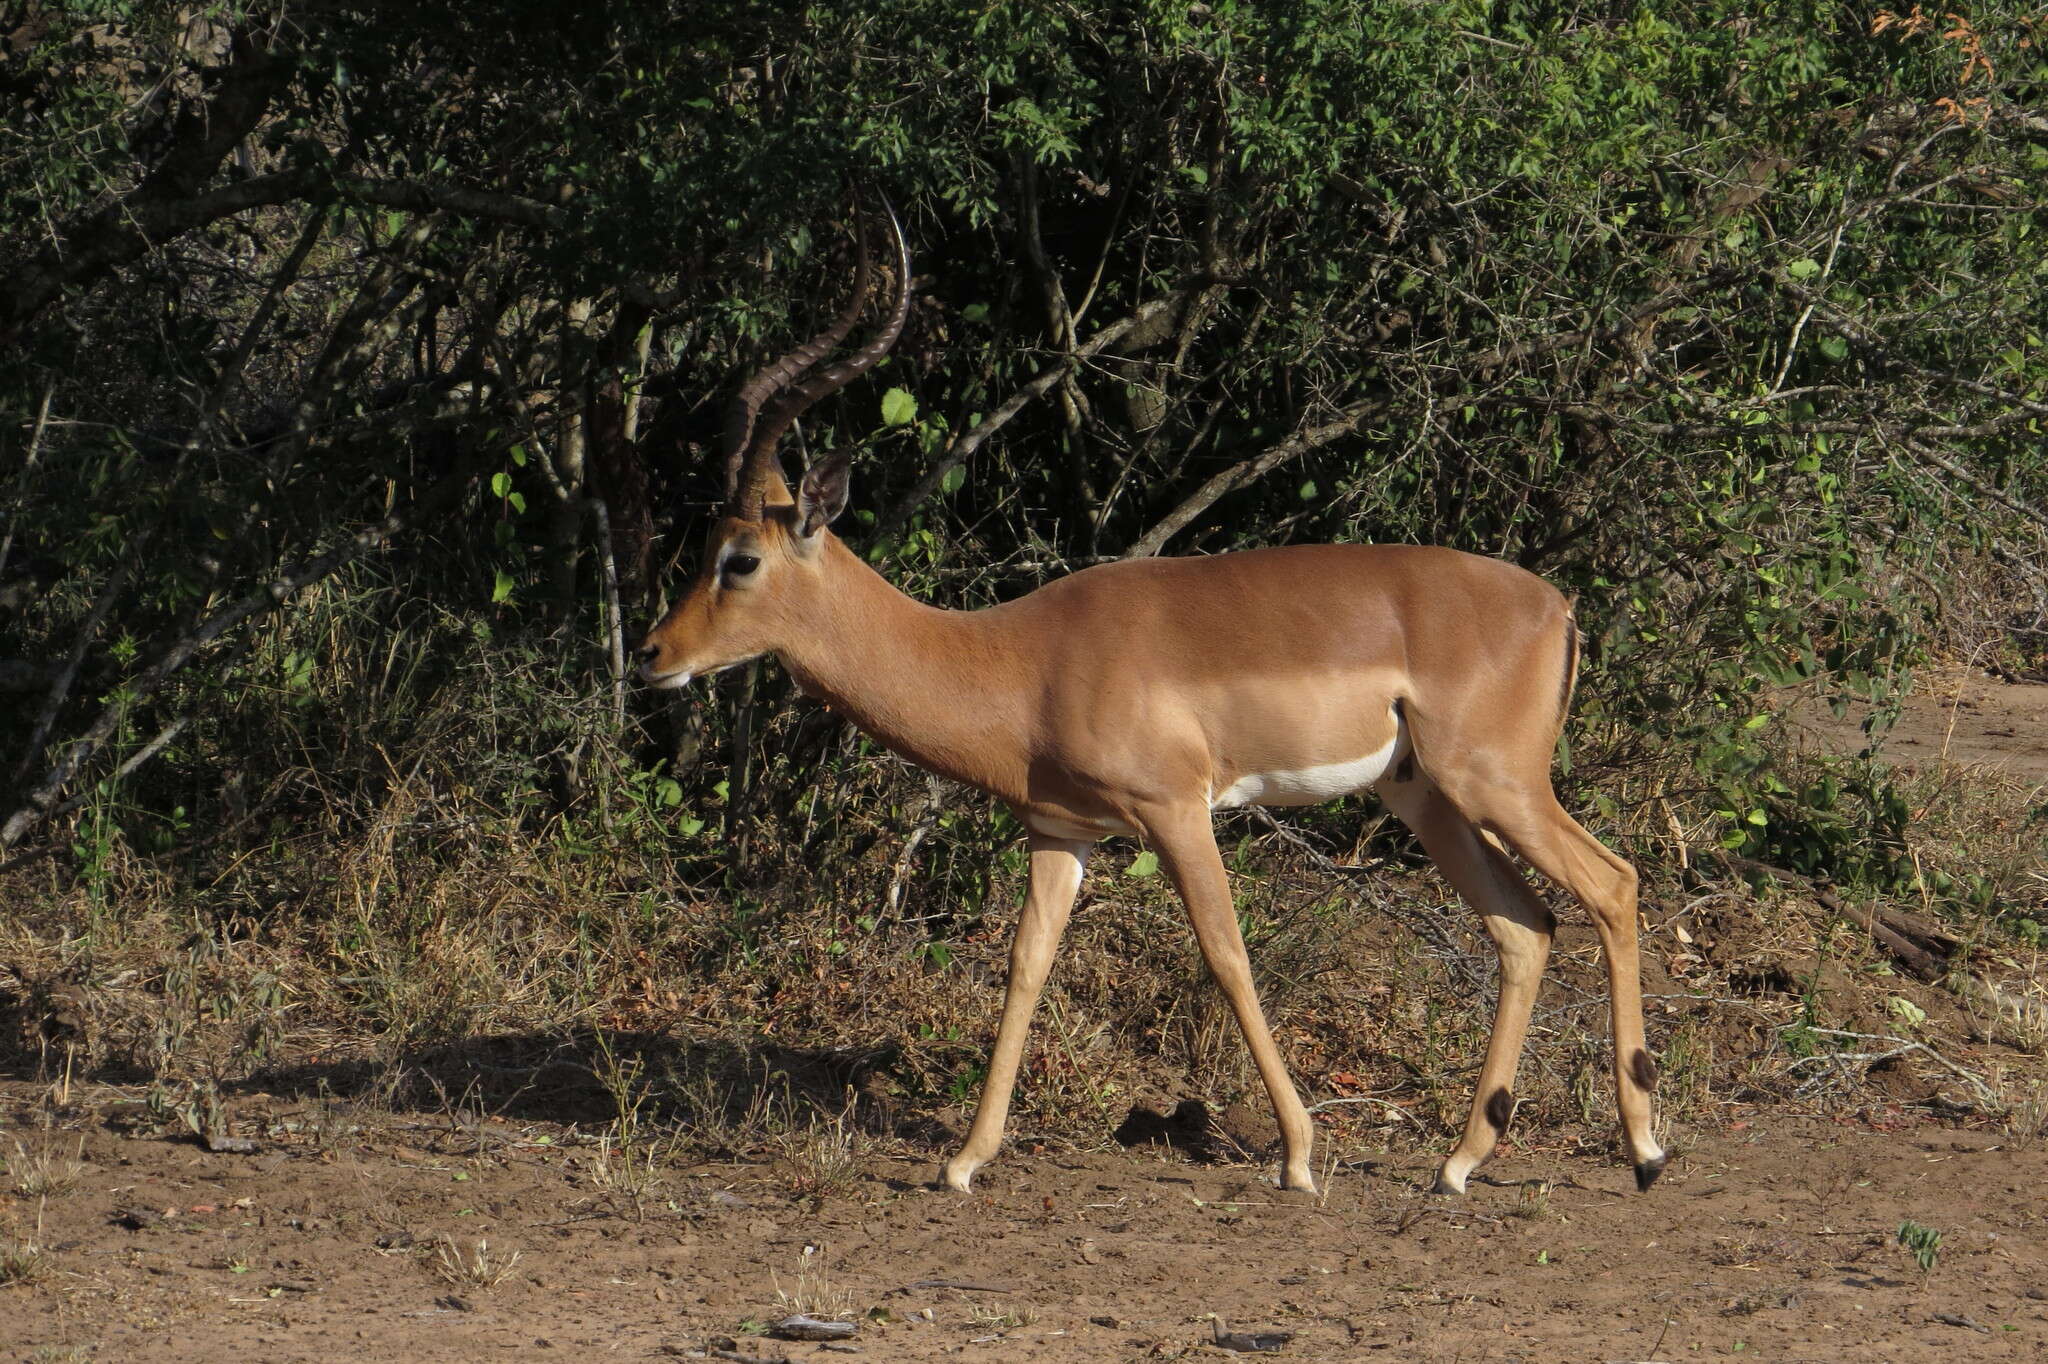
(3, 1098, 2045, 1362)
(1782, 665, 2048, 783)
(5, 670, 2044, 1362)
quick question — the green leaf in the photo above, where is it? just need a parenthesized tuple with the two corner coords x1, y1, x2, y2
(940, 464, 965, 494)
(491, 471, 512, 498)
(880, 387, 918, 426)
(1127, 850, 1160, 878)
(491, 570, 515, 603)
(960, 302, 990, 323)
(1786, 257, 1822, 280)
(506, 491, 526, 514)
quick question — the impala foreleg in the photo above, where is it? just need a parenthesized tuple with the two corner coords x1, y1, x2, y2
(943, 834, 1090, 1192)
(1145, 805, 1319, 1193)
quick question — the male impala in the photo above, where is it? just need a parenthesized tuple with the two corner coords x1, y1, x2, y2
(640, 209, 1665, 1197)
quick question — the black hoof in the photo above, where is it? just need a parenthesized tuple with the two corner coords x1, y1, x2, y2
(1634, 1154, 1668, 1192)
(1429, 1173, 1461, 1196)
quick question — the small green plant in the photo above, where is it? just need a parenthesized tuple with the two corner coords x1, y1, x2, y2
(588, 1029, 663, 1210)
(1896, 1219, 1942, 1278)
(1509, 1179, 1553, 1221)
(0, 1205, 48, 1287)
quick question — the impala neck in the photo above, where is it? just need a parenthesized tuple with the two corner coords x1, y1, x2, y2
(775, 535, 1029, 800)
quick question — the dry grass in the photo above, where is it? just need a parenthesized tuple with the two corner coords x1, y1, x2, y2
(429, 1236, 522, 1291)
(8, 1137, 83, 1199)
(0, 1238, 49, 1287)
(1, 651, 2043, 1197)
(0, 1203, 50, 1287)
(776, 1109, 865, 1204)
(770, 1244, 857, 1322)
(2003, 1081, 2048, 1150)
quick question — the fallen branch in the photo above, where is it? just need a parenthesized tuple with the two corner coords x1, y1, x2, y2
(1783, 1027, 1999, 1109)
(901, 1278, 1014, 1294)
(1715, 853, 1955, 983)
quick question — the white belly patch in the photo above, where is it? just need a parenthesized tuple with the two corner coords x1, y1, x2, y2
(1210, 722, 1409, 810)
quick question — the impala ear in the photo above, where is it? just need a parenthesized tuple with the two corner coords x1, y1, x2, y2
(796, 450, 854, 538)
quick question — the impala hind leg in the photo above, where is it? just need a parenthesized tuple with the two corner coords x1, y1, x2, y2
(1143, 805, 1318, 1193)
(1377, 775, 1557, 1195)
(1447, 780, 1665, 1191)
(943, 834, 1091, 1192)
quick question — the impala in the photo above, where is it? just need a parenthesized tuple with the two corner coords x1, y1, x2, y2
(639, 209, 1665, 1197)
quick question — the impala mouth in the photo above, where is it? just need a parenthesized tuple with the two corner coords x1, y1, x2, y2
(640, 658, 752, 690)
(639, 663, 695, 690)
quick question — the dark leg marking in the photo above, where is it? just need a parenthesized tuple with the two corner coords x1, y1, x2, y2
(1484, 1086, 1515, 1133)
(1634, 1152, 1668, 1193)
(1630, 1048, 1659, 1092)
(1389, 698, 1415, 784)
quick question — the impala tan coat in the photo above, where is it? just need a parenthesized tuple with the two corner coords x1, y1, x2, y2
(644, 491, 1664, 1196)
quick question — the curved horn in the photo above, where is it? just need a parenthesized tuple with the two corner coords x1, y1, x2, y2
(731, 199, 911, 520)
(722, 220, 874, 504)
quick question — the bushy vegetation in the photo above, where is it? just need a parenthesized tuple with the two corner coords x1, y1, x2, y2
(1, 2, 2044, 1156)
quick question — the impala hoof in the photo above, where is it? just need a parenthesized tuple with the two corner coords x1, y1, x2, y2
(1634, 1153, 1668, 1192)
(1429, 1168, 1466, 1196)
(939, 1160, 978, 1193)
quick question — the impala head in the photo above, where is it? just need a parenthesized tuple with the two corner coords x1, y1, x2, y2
(637, 203, 911, 690)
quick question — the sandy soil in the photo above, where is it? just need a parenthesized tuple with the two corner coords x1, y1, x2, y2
(1782, 666, 2048, 784)
(3, 1094, 2046, 1363)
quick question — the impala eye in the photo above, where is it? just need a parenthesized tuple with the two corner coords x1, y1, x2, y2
(722, 553, 761, 581)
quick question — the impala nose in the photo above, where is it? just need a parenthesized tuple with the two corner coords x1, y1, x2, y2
(634, 644, 660, 677)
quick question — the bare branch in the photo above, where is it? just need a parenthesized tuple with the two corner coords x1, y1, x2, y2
(9, 568, 129, 787)
(2, 165, 565, 342)
(1123, 396, 1387, 559)
(869, 288, 1194, 544)
(0, 452, 492, 850)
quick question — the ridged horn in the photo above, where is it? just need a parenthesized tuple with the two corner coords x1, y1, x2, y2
(728, 198, 911, 520)
(721, 222, 874, 508)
